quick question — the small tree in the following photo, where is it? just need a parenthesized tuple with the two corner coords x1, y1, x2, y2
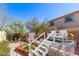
(7, 19, 26, 41)
(6, 27, 15, 41)
(31, 23, 48, 36)
(25, 18, 39, 32)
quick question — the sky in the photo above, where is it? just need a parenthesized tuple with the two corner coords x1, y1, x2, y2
(1, 3, 79, 22)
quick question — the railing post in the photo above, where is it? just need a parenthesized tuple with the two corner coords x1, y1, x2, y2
(44, 32, 45, 40)
(28, 38, 31, 56)
(53, 35, 55, 43)
(29, 44, 31, 56)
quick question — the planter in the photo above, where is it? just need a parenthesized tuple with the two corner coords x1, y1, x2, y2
(14, 47, 29, 56)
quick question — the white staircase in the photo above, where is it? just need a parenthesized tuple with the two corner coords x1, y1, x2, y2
(31, 45, 48, 56)
(28, 31, 56, 56)
(28, 30, 77, 56)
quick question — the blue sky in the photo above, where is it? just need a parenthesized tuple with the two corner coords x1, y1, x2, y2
(1, 3, 79, 22)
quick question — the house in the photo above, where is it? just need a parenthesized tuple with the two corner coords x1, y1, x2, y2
(0, 31, 6, 42)
(48, 10, 79, 30)
(47, 10, 79, 47)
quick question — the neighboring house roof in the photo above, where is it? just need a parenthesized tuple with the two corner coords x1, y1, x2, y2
(48, 10, 79, 22)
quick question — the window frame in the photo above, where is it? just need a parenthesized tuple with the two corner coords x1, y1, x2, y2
(50, 21, 54, 26)
(65, 15, 73, 23)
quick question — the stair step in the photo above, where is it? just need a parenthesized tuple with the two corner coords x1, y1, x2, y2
(39, 47, 46, 52)
(40, 45, 47, 49)
(38, 49, 45, 56)
(35, 40, 40, 44)
(42, 44, 48, 48)
(32, 50, 38, 56)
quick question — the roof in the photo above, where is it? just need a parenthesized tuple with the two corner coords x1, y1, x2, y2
(48, 10, 79, 22)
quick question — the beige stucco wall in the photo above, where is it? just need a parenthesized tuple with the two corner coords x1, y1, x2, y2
(63, 12, 79, 28)
(54, 17, 65, 27)
(73, 12, 79, 23)
(53, 12, 79, 29)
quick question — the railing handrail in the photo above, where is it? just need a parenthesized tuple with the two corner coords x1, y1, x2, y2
(35, 31, 55, 51)
(27, 32, 45, 46)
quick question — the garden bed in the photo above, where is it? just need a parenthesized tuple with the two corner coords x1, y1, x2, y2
(14, 43, 38, 56)
(14, 47, 29, 56)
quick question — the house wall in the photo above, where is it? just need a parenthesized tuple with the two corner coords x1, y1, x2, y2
(53, 12, 79, 29)
(48, 11, 79, 46)
(54, 17, 65, 27)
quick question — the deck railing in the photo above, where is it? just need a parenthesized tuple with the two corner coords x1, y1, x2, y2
(27, 30, 77, 56)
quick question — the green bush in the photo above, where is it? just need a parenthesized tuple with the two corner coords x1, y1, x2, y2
(0, 40, 10, 56)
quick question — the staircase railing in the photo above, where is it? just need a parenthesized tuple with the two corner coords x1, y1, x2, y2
(27, 32, 46, 56)
(28, 31, 56, 56)
(27, 32, 46, 46)
(27, 30, 77, 56)
(35, 31, 55, 50)
(34, 31, 55, 56)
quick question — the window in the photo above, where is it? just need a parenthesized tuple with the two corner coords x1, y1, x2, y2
(65, 15, 73, 22)
(50, 22, 54, 26)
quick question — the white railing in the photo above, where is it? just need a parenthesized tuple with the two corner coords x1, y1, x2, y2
(28, 32, 46, 56)
(28, 30, 77, 56)
(50, 40, 77, 56)
(27, 32, 45, 46)
(29, 31, 56, 56)
(35, 31, 55, 50)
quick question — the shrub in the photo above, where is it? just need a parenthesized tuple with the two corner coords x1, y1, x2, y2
(0, 40, 10, 56)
